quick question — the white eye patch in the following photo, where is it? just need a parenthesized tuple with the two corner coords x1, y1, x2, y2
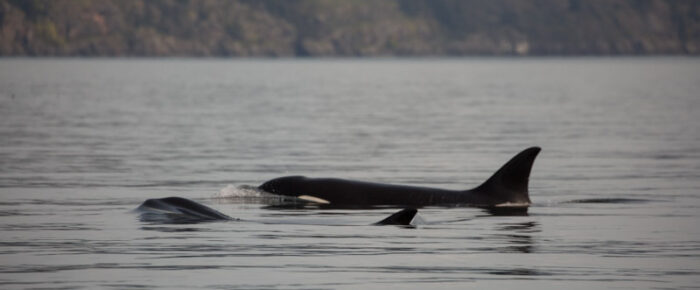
(298, 195, 330, 204)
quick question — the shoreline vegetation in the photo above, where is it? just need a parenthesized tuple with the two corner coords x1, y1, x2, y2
(1, 0, 698, 57)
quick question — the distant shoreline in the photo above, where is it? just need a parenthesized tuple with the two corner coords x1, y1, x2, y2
(1, 55, 698, 60)
(2, 0, 697, 57)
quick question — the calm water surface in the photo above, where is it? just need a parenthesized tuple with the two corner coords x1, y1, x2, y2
(0, 58, 699, 289)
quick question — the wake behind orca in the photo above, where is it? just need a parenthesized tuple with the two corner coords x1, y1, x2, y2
(259, 147, 541, 213)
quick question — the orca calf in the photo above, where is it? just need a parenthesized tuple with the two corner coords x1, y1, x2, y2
(259, 147, 541, 212)
(136, 197, 418, 226)
(136, 197, 234, 224)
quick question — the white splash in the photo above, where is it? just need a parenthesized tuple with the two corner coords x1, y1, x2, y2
(214, 184, 264, 198)
(410, 213, 427, 226)
(493, 202, 531, 207)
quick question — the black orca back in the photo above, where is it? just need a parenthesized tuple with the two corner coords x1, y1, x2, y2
(136, 197, 232, 223)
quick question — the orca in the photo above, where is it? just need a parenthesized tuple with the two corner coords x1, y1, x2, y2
(136, 196, 234, 224)
(258, 147, 541, 212)
(135, 196, 418, 226)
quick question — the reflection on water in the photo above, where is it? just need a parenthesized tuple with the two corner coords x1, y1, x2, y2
(482, 206, 530, 216)
(487, 268, 546, 276)
(496, 221, 538, 254)
(139, 226, 208, 232)
(565, 198, 652, 204)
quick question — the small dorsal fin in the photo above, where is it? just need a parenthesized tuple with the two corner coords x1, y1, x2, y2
(374, 208, 418, 226)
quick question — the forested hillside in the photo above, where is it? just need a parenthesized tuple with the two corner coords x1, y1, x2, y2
(1, 0, 697, 56)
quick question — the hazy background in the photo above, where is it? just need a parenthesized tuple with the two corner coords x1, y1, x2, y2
(1, 0, 698, 57)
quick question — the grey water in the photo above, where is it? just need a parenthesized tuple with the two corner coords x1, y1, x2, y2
(0, 58, 699, 289)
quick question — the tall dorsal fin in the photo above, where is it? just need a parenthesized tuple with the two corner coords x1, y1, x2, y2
(473, 147, 541, 205)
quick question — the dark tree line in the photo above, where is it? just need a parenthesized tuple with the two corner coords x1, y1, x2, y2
(1, 0, 697, 56)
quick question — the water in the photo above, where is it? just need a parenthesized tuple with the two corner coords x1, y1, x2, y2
(1, 58, 699, 289)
